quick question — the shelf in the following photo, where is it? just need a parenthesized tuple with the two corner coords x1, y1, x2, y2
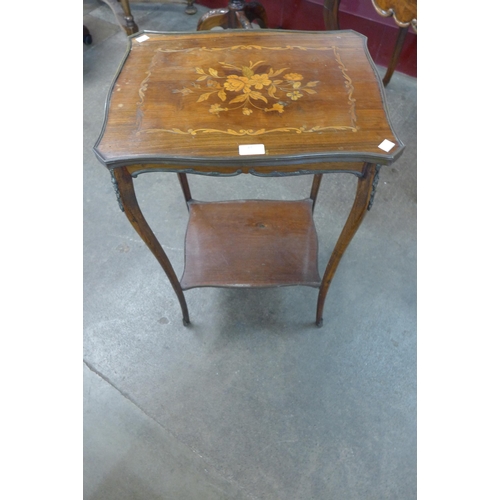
(180, 199, 321, 290)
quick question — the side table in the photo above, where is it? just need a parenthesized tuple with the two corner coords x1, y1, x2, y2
(93, 29, 404, 326)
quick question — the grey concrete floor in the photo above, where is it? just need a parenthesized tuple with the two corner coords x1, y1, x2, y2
(83, 2, 417, 498)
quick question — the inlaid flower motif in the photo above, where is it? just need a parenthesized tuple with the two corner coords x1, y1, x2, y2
(265, 103, 285, 114)
(287, 90, 303, 101)
(209, 103, 228, 116)
(248, 73, 272, 89)
(224, 75, 251, 93)
(283, 73, 303, 81)
(172, 60, 319, 116)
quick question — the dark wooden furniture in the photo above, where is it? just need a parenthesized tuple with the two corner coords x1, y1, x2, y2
(370, 0, 416, 85)
(101, 0, 197, 36)
(197, 0, 267, 30)
(324, 0, 416, 86)
(94, 29, 404, 326)
(196, 1, 416, 78)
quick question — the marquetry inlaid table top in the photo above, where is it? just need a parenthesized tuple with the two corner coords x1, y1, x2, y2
(94, 29, 404, 172)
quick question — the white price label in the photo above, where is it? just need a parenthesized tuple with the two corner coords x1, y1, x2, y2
(378, 139, 395, 152)
(136, 35, 150, 43)
(239, 144, 266, 155)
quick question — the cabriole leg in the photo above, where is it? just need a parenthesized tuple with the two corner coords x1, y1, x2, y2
(316, 163, 378, 326)
(112, 167, 190, 326)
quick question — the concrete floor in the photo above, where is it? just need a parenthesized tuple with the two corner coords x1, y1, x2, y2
(83, 2, 417, 498)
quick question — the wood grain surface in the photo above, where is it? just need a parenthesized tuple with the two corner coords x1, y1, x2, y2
(94, 29, 404, 170)
(180, 199, 321, 289)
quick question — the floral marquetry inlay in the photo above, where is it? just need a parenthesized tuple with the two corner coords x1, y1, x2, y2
(96, 31, 404, 167)
(134, 43, 359, 137)
(172, 60, 319, 116)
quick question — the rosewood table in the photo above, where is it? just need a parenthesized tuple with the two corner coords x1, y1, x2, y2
(93, 29, 404, 326)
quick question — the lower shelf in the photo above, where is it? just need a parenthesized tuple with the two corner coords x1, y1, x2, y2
(180, 199, 321, 290)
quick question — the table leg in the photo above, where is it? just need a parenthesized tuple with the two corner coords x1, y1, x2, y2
(185, 1, 197, 15)
(177, 173, 192, 206)
(197, 1, 267, 31)
(316, 163, 378, 326)
(118, 0, 139, 35)
(309, 173, 323, 213)
(112, 167, 190, 326)
(101, 0, 138, 35)
(323, 0, 340, 30)
(243, 1, 267, 28)
(383, 25, 409, 87)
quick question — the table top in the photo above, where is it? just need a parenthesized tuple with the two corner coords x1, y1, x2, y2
(372, 0, 417, 29)
(94, 29, 404, 171)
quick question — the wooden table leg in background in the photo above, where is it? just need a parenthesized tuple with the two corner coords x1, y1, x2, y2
(100, 0, 138, 35)
(101, 1, 197, 35)
(309, 173, 323, 213)
(197, 0, 267, 31)
(324, 0, 416, 87)
(112, 167, 191, 326)
(323, 0, 340, 30)
(185, 0, 197, 15)
(316, 163, 379, 327)
(382, 25, 409, 86)
(177, 173, 192, 208)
